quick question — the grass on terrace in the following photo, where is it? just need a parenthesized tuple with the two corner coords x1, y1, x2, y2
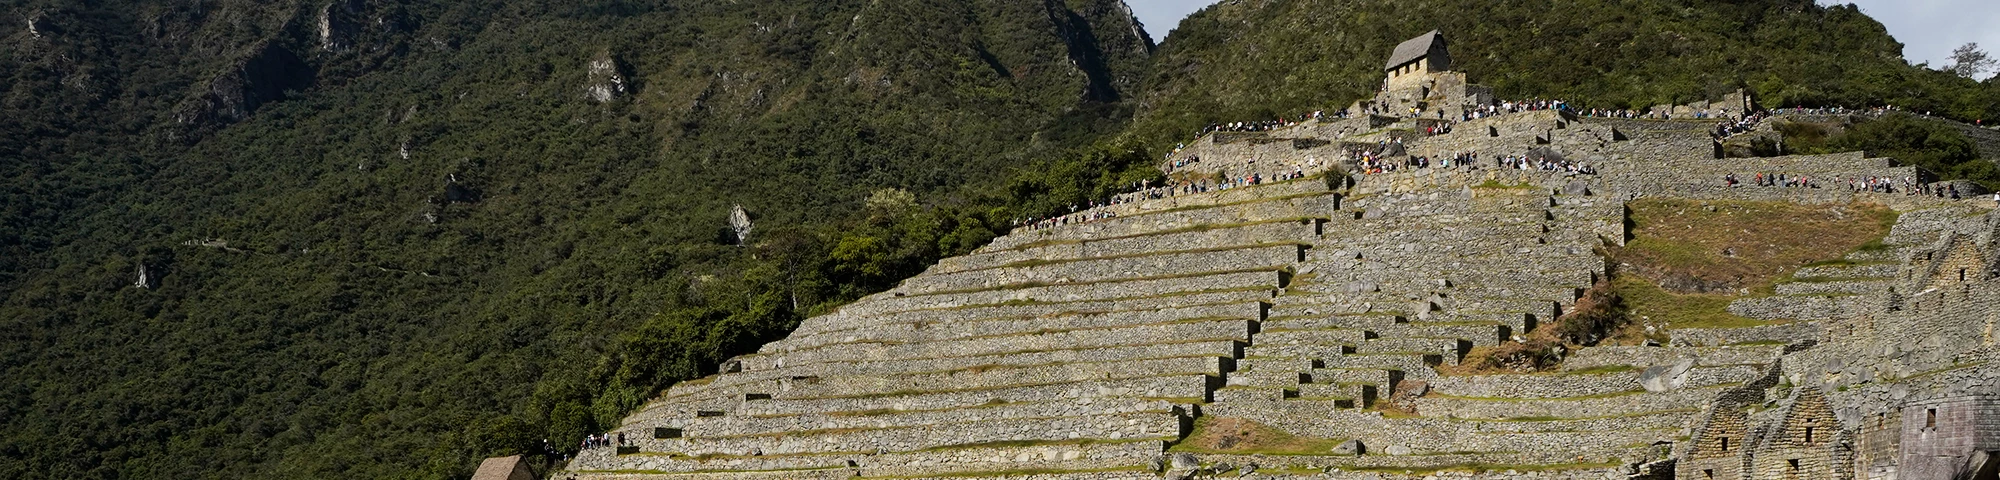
(1608, 199, 1896, 339)
(1615, 199, 1897, 294)
(1169, 417, 1346, 455)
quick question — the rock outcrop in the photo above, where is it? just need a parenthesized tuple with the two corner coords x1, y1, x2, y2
(584, 51, 628, 103)
(173, 41, 314, 139)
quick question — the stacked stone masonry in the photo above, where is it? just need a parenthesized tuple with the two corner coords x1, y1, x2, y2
(566, 45, 2000, 480)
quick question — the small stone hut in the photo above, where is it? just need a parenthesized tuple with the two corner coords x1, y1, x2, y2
(471, 455, 537, 480)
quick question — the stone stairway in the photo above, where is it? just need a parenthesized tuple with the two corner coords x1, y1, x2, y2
(1157, 170, 1736, 471)
(1221, 176, 1607, 410)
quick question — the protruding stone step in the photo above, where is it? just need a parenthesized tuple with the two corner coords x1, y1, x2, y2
(1224, 370, 1307, 388)
(657, 341, 1241, 406)
(987, 195, 1337, 251)
(641, 411, 1180, 457)
(1772, 279, 1885, 296)
(840, 270, 1280, 319)
(1558, 345, 1784, 372)
(1305, 368, 1395, 386)
(1297, 382, 1378, 405)
(1352, 337, 1465, 357)
(761, 319, 1255, 368)
(1792, 262, 1898, 279)
(1414, 384, 1732, 419)
(792, 286, 1274, 338)
(765, 301, 1262, 354)
(943, 220, 1315, 274)
(894, 244, 1306, 295)
(1211, 386, 1295, 403)
(1426, 365, 1759, 400)
(730, 375, 1211, 418)
(1321, 352, 1443, 372)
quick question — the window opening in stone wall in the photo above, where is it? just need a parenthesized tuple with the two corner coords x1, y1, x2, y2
(1927, 408, 1938, 428)
(1704, 469, 1714, 479)
(1805, 426, 1815, 443)
(1961, 269, 1968, 282)
(1789, 459, 1801, 470)
(1721, 436, 1730, 451)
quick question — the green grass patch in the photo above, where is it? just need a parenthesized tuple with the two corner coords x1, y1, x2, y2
(1474, 179, 1536, 189)
(1616, 198, 1897, 294)
(1169, 417, 1348, 455)
(1612, 275, 1768, 330)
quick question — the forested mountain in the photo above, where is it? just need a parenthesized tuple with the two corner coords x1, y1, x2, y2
(1132, 0, 2000, 147)
(1, 0, 1995, 479)
(0, 1, 1155, 478)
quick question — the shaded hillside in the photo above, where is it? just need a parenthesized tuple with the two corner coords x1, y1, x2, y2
(0, 0, 1153, 478)
(5, 0, 1998, 479)
(1132, 0, 2000, 147)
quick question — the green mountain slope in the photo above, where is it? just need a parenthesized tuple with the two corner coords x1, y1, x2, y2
(2, 0, 1997, 479)
(0, 0, 1153, 478)
(1131, 0, 2000, 147)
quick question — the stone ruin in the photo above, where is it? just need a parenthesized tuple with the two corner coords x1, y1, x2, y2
(558, 32, 2000, 480)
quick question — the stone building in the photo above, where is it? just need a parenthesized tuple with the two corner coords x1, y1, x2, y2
(1358, 30, 1493, 120)
(1896, 395, 2000, 479)
(1746, 388, 1851, 480)
(1686, 404, 1755, 480)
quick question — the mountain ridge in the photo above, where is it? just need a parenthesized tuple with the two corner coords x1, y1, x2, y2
(3, 0, 1998, 479)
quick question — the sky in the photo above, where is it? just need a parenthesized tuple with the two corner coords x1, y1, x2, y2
(1126, 0, 2000, 79)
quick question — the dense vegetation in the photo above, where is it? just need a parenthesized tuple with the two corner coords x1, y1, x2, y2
(1768, 113, 2000, 188)
(1, 0, 1995, 479)
(1131, 0, 2000, 148)
(1, 0, 1157, 478)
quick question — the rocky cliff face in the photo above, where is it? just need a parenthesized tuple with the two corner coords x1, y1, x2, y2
(172, 40, 315, 137)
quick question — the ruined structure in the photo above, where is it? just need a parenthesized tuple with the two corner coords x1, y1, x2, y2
(561, 32, 1999, 480)
(1361, 30, 1493, 121)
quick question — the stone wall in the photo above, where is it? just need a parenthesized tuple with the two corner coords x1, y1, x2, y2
(568, 59, 2000, 479)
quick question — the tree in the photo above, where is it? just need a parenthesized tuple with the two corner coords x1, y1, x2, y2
(1948, 43, 1997, 79)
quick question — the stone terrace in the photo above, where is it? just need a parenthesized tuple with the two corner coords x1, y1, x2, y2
(567, 99, 1999, 479)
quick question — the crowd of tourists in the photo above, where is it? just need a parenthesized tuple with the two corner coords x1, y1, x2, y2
(580, 432, 626, 450)
(1017, 206, 1120, 231)
(1720, 172, 1969, 198)
(1014, 167, 1318, 232)
(1164, 154, 1202, 173)
(1723, 172, 1822, 189)
(1714, 110, 1771, 139)
(1199, 110, 1346, 135)
(1421, 122, 1453, 136)
(1498, 153, 1598, 174)
(1347, 144, 1596, 176)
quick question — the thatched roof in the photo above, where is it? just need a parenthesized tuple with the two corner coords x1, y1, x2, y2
(1385, 30, 1448, 71)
